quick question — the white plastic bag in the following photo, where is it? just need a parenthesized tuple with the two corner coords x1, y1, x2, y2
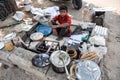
(12, 11, 25, 21)
(89, 36, 106, 46)
(79, 42, 88, 54)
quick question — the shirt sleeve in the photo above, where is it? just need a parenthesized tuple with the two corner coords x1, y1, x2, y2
(52, 15, 59, 22)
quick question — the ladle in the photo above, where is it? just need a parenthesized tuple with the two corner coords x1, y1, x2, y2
(59, 53, 70, 78)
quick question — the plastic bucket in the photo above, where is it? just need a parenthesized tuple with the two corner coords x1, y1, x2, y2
(24, 2, 31, 11)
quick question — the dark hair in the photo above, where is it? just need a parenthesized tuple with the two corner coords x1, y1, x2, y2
(59, 5, 68, 12)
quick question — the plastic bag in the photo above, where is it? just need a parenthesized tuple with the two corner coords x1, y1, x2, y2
(89, 45, 107, 61)
(79, 42, 88, 54)
(89, 36, 106, 46)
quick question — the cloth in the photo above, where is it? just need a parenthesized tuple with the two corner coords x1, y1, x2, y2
(31, 6, 59, 18)
(53, 14, 72, 37)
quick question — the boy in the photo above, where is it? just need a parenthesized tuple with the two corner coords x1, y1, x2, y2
(48, 5, 72, 40)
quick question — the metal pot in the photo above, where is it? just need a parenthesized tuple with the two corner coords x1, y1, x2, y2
(50, 50, 71, 73)
(52, 64, 70, 73)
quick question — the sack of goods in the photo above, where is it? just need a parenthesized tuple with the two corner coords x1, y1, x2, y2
(4, 41, 14, 52)
(89, 36, 106, 46)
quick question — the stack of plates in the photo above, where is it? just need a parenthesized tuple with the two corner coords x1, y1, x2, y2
(30, 32, 43, 41)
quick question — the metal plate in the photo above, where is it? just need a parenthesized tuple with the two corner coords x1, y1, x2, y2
(30, 32, 43, 41)
(75, 60, 101, 80)
(2, 32, 16, 41)
(32, 54, 50, 68)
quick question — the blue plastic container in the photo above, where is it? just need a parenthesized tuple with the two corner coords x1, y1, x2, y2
(35, 24, 52, 36)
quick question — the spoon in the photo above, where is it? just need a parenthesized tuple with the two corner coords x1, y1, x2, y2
(59, 53, 69, 77)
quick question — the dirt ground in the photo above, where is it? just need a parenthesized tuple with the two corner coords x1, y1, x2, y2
(0, 0, 120, 80)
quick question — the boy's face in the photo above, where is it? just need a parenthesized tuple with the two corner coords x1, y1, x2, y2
(60, 10, 67, 17)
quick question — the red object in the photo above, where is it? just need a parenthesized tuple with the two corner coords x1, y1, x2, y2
(53, 14, 72, 37)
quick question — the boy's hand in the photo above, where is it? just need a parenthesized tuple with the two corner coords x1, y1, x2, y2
(51, 25, 59, 29)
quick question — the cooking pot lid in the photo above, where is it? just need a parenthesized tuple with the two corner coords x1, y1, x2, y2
(30, 32, 43, 41)
(50, 50, 70, 67)
(32, 54, 50, 68)
(75, 60, 101, 80)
